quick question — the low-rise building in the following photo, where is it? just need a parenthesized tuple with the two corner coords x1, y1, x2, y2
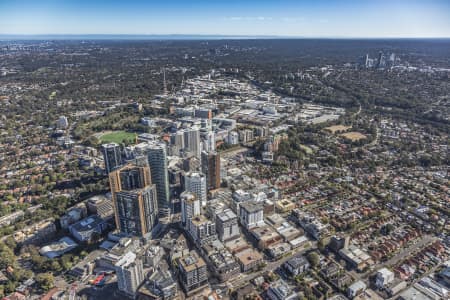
(69, 215, 109, 242)
(347, 281, 367, 299)
(235, 248, 263, 272)
(13, 218, 56, 245)
(283, 255, 310, 276)
(39, 237, 78, 259)
(267, 279, 297, 300)
(375, 268, 395, 289)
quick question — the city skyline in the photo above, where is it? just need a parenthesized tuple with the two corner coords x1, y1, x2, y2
(1, 0, 450, 38)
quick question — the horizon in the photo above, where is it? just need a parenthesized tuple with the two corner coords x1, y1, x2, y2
(1, 0, 450, 38)
(1, 34, 450, 41)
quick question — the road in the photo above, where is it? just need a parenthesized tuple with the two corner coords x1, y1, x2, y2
(381, 235, 437, 269)
(354, 234, 437, 281)
(224, 242, 316, 290)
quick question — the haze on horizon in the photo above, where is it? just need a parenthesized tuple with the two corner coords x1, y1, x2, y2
(1, 0, 450, 38)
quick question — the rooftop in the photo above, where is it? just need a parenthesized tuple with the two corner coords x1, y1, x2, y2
(240, 201, 263, 213)
(179, 251, 206, 272)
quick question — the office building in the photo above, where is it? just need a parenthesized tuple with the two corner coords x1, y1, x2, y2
(115, 251, 145, 298)
(183, 128, 201, 158)
(180, 192, 200, 231)
(201, 151, 221, 191)
(69, 215, 108, 242)
(216, 209, 239, 242)
(110, 165, 159, 238)
(201, 131, 215, 152)
(187, 215, 216, 245)
(102, 143, 123, 173)
(267, 279, 297, 300)
(169, 131, 185, 156)
(239, 201, 264, 229)
(146, 142, 171, 217)
(177, 250, 208, 296)
(184, 172, 207, 205)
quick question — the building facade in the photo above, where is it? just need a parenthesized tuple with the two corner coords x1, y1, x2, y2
(216, 209, 239, 242)
(180, 191, 201, 231)
(177, 251, 208, 296)
(102, 143, 123, 174)
(146, 142, 171, 217)
(201, 151, 221, 191)
(109, 165, 159, 238)
(115, 251, 145, 298)
(184, 172, 207, 205)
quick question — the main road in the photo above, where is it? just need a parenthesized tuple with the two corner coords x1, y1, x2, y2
(218, 241, 316, 291)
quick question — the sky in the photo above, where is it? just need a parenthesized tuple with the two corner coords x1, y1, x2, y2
(1, 0, 450, 38)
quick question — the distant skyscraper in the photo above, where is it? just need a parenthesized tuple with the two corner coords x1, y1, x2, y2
(115, 251, 145, 297)
(184, 172, 207, 205)
(364, 54, 370, 68)
(201, 151, 221, 191)
(377, 51, 386, 69)
(102, 143, 123, 173)
(109, 164, 159, 237)
(183, 128, 201, 158)
(146, 142, 171, 218)
(180, 191, 200, 231)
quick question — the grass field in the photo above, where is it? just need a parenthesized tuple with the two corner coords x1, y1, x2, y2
(99, 131, 136, 144)
(324, 125, 351, 134)
(340, 131, 367, 141)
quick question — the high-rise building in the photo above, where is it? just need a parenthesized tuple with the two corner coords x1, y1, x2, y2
(184, 172, 207, 205)
(109, 165, 159, 238)
(169, 131, 185, 156)
(177, 250, 208, 296)
(239, 201, 264, 229)
(102, 143, 123, 173)
(183, 128, 201, 158)
(216, 209, 239, 242)
(146, 142, 171, 218)
(377, 51, 386, 69)
(201, 151, 221, 191)
(188, 215, 216, 245)
(180, 192, 200, 230)
(115, 251, 145, 297)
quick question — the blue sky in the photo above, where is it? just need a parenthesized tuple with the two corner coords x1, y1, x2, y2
(1, 0, 449, 37)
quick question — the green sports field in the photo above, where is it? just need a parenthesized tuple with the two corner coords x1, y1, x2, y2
(99, 131, 136, 144)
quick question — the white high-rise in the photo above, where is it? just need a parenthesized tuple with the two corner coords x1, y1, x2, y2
(184, 172, 207, 205)
(115, 251, 144, 297)
(202, 131, 215, 152)
(183, 128, 201, 158)
(180, 191, 200, 231)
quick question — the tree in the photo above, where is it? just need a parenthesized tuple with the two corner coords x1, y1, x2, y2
(0, 245, 16, 269)
(36, 273, 54, 292)
(317, 238, 327, 252)
(307, 252, 320, 268)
